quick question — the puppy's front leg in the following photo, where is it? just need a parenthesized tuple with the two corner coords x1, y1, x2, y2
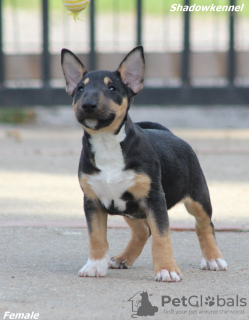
(78, 197, 109, 277)
(147, 191, 182, 282)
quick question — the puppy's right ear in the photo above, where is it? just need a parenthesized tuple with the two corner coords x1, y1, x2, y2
(61, 49, 87, 95)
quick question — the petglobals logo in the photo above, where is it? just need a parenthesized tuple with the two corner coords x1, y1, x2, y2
(128, 292, 247, 318)
(162, 295, 247, 308)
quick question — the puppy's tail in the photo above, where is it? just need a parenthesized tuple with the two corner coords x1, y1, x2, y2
(136, 121, 170, 133)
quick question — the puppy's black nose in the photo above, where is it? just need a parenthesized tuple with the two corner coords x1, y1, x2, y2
(82, 102, 97, 113)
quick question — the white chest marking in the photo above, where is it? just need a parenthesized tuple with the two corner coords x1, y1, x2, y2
(86, 126, 135, 211)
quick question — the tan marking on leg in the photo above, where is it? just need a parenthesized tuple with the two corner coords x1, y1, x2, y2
(88, 209, 108, 260)
(127, 174, 151, 199)
(184, 197, 222, 260)
(103, 76, 111, 85)
(83, 77, 89, 85)
(110, 217, 150, 267)
(146, 212, 181, 276)
(79, 174, 98, 200)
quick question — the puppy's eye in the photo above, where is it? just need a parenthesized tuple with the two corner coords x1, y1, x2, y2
(108, 85, 117, 92)
(77, 85, 84, 92)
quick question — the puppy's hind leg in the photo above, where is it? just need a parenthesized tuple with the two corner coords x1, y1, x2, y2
(184, 196, 227, 271)
(109, 217, 150, 269)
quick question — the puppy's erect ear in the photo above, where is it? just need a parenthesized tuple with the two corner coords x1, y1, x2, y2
(61, 49, 87, 95)
(117, 46, 145, 95)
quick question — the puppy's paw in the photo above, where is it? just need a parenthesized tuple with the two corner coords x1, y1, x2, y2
(108, 257, 129, 269)
(155, 262, 182, 282)
(78, 256, 108, 277)
(155, 269, 182, 282)
(201, 258, 227, 271)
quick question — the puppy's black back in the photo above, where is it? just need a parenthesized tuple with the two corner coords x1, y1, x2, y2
(136, 122, 211, 213)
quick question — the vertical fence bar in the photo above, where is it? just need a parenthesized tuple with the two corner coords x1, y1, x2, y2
(42, 0, 50, 87)
(181, 0, 190, 85)
(136, 0, 142, 45)
(228, 0, 236, 84)
(113, 0, 119, 50)
(89, 0, 96, 70)
(0, 0, 4, 85)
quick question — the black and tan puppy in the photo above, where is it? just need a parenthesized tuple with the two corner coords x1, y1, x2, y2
(61, 46, 227, 282)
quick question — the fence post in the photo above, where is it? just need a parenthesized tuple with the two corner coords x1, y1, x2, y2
(228, 0, 236, 84)
(181, 0, 190, 85)
(136, 0, 142, 46)
(0, 0, 4, 85)
(89, 0, 96, 70)
(42, 0, 50, 87)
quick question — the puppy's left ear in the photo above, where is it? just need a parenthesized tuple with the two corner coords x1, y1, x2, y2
(117, 46, 145, 95)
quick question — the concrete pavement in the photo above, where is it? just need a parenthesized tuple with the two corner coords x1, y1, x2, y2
(0, 105, 249, 319)
(0, 227, 248, 320)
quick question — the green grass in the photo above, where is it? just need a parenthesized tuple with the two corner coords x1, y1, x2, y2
(3, 0, 249, 16)
(0, 108, 36, 124)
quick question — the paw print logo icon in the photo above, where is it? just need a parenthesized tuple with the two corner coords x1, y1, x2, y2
(205, 296, 215, 307)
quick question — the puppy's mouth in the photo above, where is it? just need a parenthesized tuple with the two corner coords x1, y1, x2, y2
(83, 118, 98, 129)
(78, 114, 116, 130)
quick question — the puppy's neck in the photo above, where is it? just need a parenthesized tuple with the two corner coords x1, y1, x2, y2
(83, 114, 138, 164)
(84, 114, 134, 139)
(86, 122, 126, 171)
(89, 123, 126, 145)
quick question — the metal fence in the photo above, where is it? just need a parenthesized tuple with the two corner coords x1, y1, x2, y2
(0, 0, 249, 106)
